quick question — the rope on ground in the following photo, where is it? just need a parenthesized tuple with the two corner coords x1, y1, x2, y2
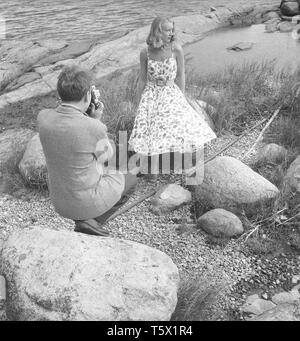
(185, 116, 268, 177)
(240, 105, 282, 161)
(106, 188, 157, 222)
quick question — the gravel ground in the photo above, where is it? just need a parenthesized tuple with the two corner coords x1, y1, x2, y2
(0, 127, 270, 320)
(0, 116, 299, 321)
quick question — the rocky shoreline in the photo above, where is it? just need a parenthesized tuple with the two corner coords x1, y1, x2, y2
(0, 3, 279, 110)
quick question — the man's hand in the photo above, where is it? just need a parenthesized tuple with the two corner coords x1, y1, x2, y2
(89, 102, 104, 121)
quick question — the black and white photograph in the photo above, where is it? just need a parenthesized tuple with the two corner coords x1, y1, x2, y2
(0, 0, 299, 324)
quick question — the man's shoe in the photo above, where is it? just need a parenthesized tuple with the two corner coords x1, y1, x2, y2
(74, 219, 110, 237)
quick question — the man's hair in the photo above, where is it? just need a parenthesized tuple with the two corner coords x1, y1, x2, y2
(146, 17, 175, 48)
(57, 65, 93, 102)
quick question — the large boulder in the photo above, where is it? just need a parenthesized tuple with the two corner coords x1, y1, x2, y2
(0, 128, 35, 172)
(194, 156, 280, 215)
(0, 227, 179, 321)
(284, 155, 300, 192)
(18, 133, 47, 187)
(280, 1, 300, 16)
(197, 208, 244, 238)
(256, 143, 288, 164)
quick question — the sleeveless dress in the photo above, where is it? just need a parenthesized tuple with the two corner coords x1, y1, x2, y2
(129, 47, 216, 156)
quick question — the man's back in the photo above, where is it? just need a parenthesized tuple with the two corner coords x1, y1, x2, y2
(38, 105, 124, 220)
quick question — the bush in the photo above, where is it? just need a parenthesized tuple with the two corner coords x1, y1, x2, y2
(171, 275, 227, 321)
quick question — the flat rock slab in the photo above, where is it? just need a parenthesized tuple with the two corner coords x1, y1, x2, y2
(241, 294, 276, 315)
(36, 41, 94, 67)
(4, 72, 41, 92)
(250, 303, 300, 321)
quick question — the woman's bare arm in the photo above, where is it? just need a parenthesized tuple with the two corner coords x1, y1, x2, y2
(137, 48, 148, 100)
(174, 42, 185, 94)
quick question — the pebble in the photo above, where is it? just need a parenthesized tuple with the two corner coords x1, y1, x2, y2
(292, 275, 300, 284)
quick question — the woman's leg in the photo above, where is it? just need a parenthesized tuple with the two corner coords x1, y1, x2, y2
(184, 147, 205, 186)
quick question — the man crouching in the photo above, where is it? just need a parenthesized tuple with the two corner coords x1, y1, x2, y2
(38, 65, 137, 236)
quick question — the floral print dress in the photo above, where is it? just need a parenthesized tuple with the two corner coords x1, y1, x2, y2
(129, 48, 216, 155)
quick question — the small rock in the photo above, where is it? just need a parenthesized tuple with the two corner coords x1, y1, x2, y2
(197, 208, 244, 238)
(150, 184, 191, 215)
(292, 275, 300, 284)
(278, 21, 295, 32)
(227, 42, 254, 52)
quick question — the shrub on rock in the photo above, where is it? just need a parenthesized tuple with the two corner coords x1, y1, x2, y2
(0, 227, 179, 321)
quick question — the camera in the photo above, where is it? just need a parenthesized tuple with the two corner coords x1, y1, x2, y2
(86, 85, 103, 116)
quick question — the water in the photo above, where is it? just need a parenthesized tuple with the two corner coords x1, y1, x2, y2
(185, 24, 300, 76)
(0, 0, 273, 43)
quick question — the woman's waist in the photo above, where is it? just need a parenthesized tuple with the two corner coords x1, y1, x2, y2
(147, 78, 175, 87)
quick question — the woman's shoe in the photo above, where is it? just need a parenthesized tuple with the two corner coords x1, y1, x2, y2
(74, 219, 110, 236)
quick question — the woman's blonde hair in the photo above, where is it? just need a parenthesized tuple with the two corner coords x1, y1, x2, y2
(146, 16, 175, 48)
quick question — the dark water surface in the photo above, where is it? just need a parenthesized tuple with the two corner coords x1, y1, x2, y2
(0, 0, 273, 43)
